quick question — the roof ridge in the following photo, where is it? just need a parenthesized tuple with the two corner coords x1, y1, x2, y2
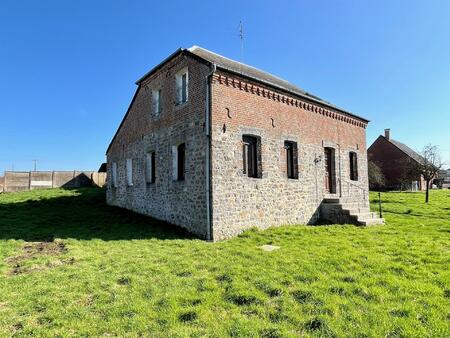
(188, 45, 299, 89)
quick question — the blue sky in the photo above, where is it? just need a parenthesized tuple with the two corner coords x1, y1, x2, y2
(1, 0, 449, 174)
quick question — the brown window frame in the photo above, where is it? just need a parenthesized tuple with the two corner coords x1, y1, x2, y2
(146, 152, 156, 184)
(285, 141, 299, 179)
(242, 135, 261, 178)
(349, 151, 358, 181)
(177, 143, 186, 181)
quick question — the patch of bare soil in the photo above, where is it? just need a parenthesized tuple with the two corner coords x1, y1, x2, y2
(5, 240, 75, 275)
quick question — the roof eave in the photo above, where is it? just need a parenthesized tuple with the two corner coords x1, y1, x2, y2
(135, 48, 185, 85)
(212, 64, 369, 124)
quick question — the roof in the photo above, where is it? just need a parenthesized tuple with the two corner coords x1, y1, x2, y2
(136, 46, 369, 123)
(384, 136, 424, 164)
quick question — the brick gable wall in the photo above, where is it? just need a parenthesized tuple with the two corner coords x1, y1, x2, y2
(106, 55, 211, 237)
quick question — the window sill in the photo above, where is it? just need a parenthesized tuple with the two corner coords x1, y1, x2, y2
(174, 101, 189, 110)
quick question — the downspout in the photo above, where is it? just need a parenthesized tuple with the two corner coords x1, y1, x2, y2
(205, 63, 216, 241)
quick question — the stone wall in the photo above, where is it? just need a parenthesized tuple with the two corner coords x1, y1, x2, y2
(210, 72, 369, 240)
(106, 54, 211, 238)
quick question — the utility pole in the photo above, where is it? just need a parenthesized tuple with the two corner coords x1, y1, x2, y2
(32, 159, 38, 172)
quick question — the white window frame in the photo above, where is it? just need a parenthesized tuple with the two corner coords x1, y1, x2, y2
(111, 162, 118, 188)
(175, 68, 188, 105)
(152, 89, 162, 115)
(126, 158, 133, 186)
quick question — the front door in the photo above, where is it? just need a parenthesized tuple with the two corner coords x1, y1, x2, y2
(324, 148, 333, 193)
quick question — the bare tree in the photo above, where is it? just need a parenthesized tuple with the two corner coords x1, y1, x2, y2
(418, 144, 444, 203)
(368, 160, 385, 190)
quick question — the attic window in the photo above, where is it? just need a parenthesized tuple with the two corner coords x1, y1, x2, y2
(152, 89, 162, 115)
(175, 68, 188, 105)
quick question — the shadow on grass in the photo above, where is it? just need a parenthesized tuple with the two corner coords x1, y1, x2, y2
(0, 188, 194, 241)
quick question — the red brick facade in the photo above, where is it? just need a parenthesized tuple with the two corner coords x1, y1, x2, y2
(368, 136, 426, 190)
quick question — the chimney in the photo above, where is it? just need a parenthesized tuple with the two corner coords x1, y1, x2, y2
(384, 128, 391, 141)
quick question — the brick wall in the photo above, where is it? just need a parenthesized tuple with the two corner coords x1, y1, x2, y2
(368, 137, 425, 190)
(210, 71, 369, 240)
(106, 54, 211, 238)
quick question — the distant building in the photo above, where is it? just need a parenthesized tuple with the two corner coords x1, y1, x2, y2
(98, 163, 107, 173)
(368, 129, 426, 190)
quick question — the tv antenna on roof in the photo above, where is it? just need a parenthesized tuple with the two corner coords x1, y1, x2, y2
(239, 20, 244, 63)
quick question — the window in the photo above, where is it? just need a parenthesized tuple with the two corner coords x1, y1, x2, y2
(242, 135, 261, 178)
(175, 68, 188, 104)
(285, 141, 298, 179)
(152, 89, 162, 115)
(172, 143, 186, 181)
(145, 152, 155, 184)
(349, 152, 358, 181)
(126, 158, 133, 186)
(111, 162, 118, 188)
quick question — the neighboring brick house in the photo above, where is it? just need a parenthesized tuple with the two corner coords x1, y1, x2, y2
(106, 46, 382, 241)
(368, 129, 426, 190)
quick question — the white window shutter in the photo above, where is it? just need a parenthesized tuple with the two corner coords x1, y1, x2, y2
(145, 153, 152, 183)
(152, 90, 157, 113)
(112, 162, 117, 187)
(126, 159, 133, 186)
(176, 75, 182, 103)
(172, 146, 178, 181)
(183, 72, 188, 102)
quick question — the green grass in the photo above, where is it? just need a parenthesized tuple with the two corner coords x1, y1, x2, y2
(0, 188, 449, 337)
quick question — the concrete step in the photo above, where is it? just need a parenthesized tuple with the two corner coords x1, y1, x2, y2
(358, 218, 385, 226)
(345, 208, 371, 215)
(350, 211, 378, 219)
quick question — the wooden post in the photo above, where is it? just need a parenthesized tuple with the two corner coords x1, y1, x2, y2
(28, 171, 31, 191)
(378, 191, 383, 218)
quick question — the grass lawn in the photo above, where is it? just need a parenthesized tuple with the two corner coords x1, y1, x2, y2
(0, 188, 449, 337)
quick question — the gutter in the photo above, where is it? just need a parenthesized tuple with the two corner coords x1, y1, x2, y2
(205, 63, 216, 241)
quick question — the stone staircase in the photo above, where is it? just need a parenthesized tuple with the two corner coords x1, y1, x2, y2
(320, 197, 384, 226)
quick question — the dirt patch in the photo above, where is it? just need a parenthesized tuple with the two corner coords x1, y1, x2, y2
(5, 241, 74, 275)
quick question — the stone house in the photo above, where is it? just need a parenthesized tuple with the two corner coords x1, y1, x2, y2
(106, 46, 383, 241)
(368, 129, 426, 190)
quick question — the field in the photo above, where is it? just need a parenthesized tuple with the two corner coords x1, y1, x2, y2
(0, 188, 449, 337)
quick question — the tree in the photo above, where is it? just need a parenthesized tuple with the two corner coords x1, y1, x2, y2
(368, 160, 385, 190)
(417, 144, 444, 203)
